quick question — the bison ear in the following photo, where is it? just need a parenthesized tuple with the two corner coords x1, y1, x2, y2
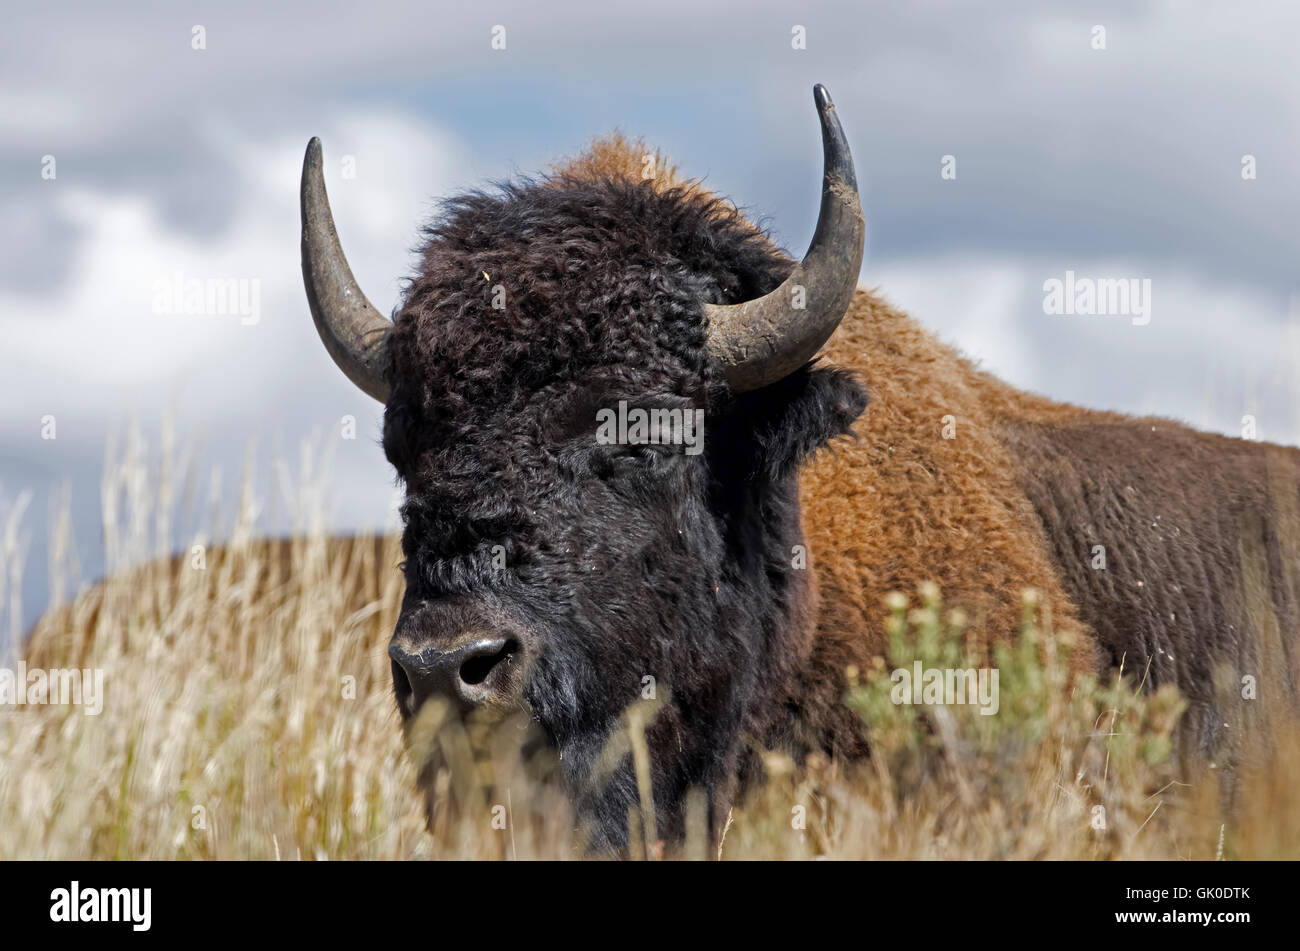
(724, 363, 867, 481)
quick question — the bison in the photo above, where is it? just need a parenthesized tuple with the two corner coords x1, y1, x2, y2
(299, 85, 1299, 850)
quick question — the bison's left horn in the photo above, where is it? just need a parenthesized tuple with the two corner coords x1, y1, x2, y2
(300, 137, 393, 403)
(703, 84, 865, 393)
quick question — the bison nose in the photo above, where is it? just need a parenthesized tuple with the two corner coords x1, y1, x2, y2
(389, 636, 520, 716)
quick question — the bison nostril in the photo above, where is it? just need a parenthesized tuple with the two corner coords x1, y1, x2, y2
(459, 638, 518, 687)
(389, 633, 522, 714)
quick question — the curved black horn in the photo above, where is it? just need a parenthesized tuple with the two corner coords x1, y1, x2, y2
(703, 84, 865, 393)
(300, 137, 393, 403)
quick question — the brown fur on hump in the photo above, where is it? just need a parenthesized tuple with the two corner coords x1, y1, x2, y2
(553, 132, 789, 266)
(551, 132, 687, 190)
(799, 290, 1101, 682)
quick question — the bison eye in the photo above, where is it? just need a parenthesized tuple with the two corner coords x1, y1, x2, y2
(592, 442, 683, 483)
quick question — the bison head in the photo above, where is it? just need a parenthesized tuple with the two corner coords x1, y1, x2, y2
(300, 85, 866, 851)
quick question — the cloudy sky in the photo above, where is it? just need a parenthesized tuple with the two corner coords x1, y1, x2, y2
(2, 0, 1298, 640)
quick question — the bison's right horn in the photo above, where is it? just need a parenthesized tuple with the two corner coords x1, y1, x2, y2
(702, 84, 865, 393)
(300, 137, 393, 403)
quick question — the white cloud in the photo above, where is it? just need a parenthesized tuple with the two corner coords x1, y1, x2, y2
(874, 254, 1298, 443)
(0, 108, 476, 554)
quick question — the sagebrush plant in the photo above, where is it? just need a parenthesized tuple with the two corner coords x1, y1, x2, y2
(829, 583, 1187, 860)
(0, 424, 1296, 859)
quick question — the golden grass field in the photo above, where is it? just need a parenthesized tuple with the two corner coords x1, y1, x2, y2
(2, 426, 1298, 860)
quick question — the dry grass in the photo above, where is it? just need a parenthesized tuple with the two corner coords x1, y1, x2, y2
(1, 424, 1297, 860)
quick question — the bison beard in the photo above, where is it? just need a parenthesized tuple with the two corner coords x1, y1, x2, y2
(302, 108, 1300, 854)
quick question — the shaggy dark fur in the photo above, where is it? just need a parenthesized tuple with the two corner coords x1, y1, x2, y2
(382, 171, 865, 849)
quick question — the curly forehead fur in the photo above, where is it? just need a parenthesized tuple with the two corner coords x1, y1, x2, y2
(386, 136, 789, 464)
